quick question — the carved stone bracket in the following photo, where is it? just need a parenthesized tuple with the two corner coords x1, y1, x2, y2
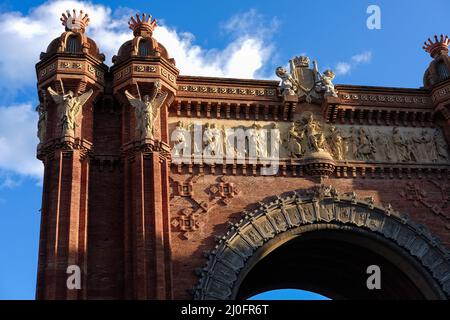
(121, 138, 171, 159)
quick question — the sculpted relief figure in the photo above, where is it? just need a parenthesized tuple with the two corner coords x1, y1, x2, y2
(203, 123, 215, 156)
(335, 126, 448, 164)
(392, 127, 413, 162)
(257, 124, 268, 158)
(125, 81, 168, 140)
(236, 125, 246, 158)
(271, 123, 282, 158)
(170, 118, 450, 164)
(212, 124, 224, 156)
(434, 131, 449, 162)
(203, 123, 223, 158)
(275, 66, 296, 96)
(223, 125, 236, 158)
(328, 126, 344, 160)
(172, 121, 189, 157)
(248, 123, 267, 158)
(48, 86, 93, 137)
(374, 129, 392, 161)
(192, 123, 203, 156)
(409, 130, 432, 162)
(302, 113, 326, 153)
(288, 122, 303, 157)
(316, 70, 339, 98)
(356, 127, 376, 161)
(341, 127, 358, 160)
(287, 113, 333, 157)
(36, 102, 47, 145)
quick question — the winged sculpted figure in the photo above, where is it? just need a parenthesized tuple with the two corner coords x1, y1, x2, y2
(125, 81, 168, 140)
(36, 102, 47, 145)
(47, 85, 93, 137)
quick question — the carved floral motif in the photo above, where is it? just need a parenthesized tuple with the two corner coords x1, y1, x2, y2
(178, 85, 276, 97)
(340, 93, 430, 105)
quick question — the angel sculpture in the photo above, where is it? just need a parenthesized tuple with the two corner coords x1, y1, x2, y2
(316, 69, 338, 98)
(124, 81, 168, 140)
(47, 86, 93, 137)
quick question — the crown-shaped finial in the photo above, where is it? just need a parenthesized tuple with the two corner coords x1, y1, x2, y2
(60, 9, 90, 33)
(129, 13, 157, 37)
(423, 34, 450, 58)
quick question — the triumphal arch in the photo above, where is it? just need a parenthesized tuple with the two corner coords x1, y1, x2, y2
(34, 10, 450, 299)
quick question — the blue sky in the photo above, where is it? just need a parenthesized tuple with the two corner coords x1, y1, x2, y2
(0, 0, 449, 300)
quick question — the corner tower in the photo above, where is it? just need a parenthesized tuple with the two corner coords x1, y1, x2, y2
(111, 13, 179, 299)
(424, 35, 450, 142)
(35, 9, 106, 299)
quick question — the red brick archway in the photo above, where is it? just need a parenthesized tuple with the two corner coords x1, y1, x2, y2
(193, 187, 450, 299)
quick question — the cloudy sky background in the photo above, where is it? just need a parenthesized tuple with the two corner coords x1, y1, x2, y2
(0, 0, 448, 299)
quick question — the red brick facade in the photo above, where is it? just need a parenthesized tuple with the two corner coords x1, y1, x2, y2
(35, 12, 450, 299)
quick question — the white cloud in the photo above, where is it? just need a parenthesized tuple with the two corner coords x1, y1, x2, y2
(0, 1, 129, 96)
(351, 51, 372, 64)
(0, 104, 43, 183)
(0, 1, 276, 96)
(155, 26, 273, 78)
(221, 9, 279, 38)
(335, 62, 351, 76)
(140, 8, 277, 78)
(0, 1, 276, 184)
(334, 51, 372, 76)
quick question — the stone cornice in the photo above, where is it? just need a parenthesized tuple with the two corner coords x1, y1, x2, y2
(171, 160, 450, 180)
(37, 137, 93, 161)
(431, 79, 450, 105)
(121, 138, 172, 160)
(36, 53, 107, 82)
(111, 59, 179, 94)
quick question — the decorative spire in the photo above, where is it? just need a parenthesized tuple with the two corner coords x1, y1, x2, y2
(129, 13, 157, 37)
(60, 9, 90, 33)
(423, 34, 450, 58)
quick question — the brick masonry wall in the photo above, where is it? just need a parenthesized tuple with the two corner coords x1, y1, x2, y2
(86, 101, 124, 299)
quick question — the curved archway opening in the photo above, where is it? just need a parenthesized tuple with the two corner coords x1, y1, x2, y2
(248, 289, 330, 300)
(236, 226, 443, 300)
(138, 39, 150, 56)
(65, 35, 81, 53)
(193, 191, 450, 300)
